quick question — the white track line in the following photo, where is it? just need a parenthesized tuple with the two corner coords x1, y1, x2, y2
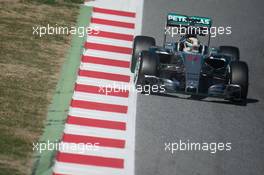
(64, 124, 127, 140)
(80, 62, 131, 75)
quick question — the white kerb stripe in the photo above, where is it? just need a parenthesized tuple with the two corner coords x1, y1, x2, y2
(90, 23, 135, 35)
(76, 76, 131, 89)
(84, 49, 131, 61)
(80, 62, 131, 75)
(87, 35, 133, 48)
(72, 91, 129, 105)
(64, 124, 127, 140)
(92, 12, 136, 24)
(69, 107, 128, 123)
(60, 142, 127, 159)
(53, 162, 126, 175)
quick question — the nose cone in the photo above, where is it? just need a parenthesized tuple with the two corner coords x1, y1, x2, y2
(186, 86, 197, 93)
(183, 53, 203, 94)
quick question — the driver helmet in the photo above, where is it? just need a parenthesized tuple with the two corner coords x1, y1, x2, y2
(183, 37, 200, 53)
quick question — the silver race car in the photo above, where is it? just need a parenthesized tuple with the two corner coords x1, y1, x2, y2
(131, 13, 249, 102)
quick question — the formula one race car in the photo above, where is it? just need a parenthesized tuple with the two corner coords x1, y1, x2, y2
(131, 13, 249, 102)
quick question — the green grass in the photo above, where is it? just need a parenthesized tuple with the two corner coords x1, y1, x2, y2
(29, 0, 83, 5)
(0, 0, 80, 174)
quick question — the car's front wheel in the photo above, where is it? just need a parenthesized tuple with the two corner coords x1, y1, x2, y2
(131, 36, 156, 73)
(135, 51, 159, 85)
(229, 61, 249, 101)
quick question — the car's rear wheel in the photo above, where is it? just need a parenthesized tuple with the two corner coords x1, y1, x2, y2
(131, 36, 156, 73)
(220, 46, 240, 61)
(229, 61, 248, 101)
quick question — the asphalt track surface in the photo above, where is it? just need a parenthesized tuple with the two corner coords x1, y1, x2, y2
(135, 0, 264, 175)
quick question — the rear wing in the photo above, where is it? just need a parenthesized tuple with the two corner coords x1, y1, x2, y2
(167, 13, 212, 28)
(163, 13, 212, 47)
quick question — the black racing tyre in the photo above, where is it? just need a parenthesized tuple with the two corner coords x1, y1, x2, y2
(220, 46, 240, 61)
(139, 51, 159, 76)
(135, 51, 159, 85)
(131, 36, 156, 73)
(230, 61, 248, 100)
(134, 51, 159, 94)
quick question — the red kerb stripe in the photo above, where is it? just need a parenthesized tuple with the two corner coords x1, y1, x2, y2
(75, 84, 129, 97)
(62, 133, 126, 148)
(71, 100, 128, 114)
(66, 115, 126, 130)
(90, 30, 134, 41)
(91, 18, 135, 29)
(56, 152, 124, 168)
(78, 70, 130, 82)
(85, 42, 132, 54)
(93, 7, 136, 18)
(81, 55, 130, 68)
